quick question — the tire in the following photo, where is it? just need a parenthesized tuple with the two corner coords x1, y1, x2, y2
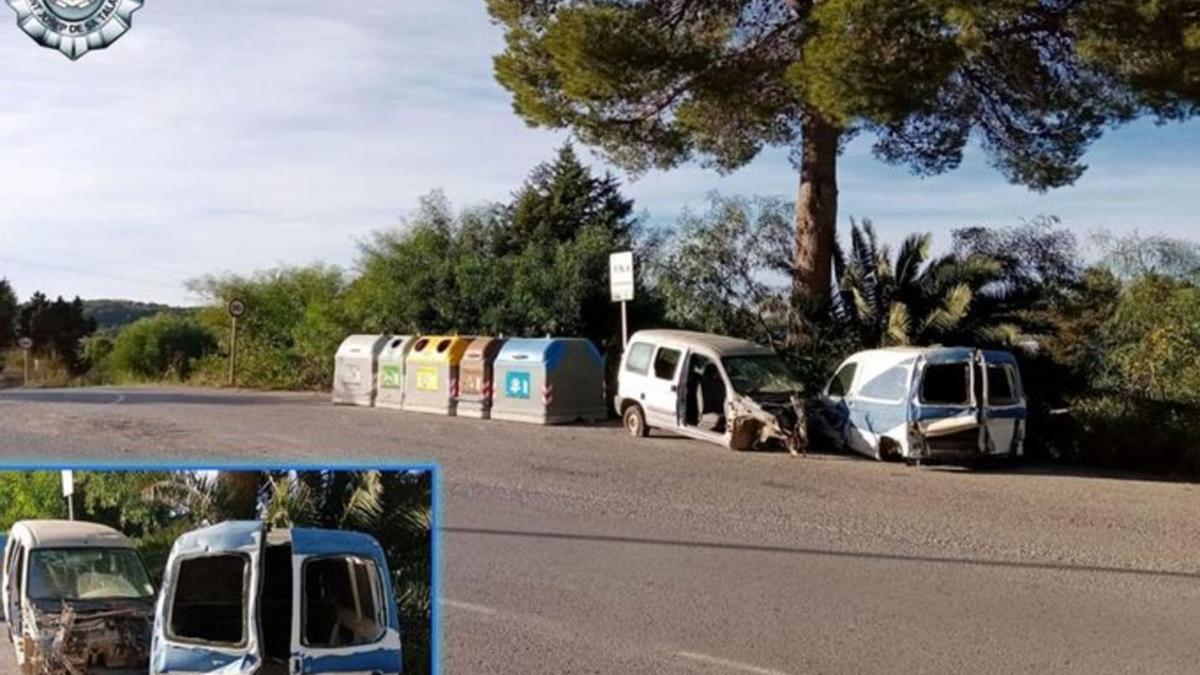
(623, 404, 649, 438)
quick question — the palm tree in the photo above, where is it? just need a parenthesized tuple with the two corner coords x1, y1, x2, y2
(832, 219, 1019, 348)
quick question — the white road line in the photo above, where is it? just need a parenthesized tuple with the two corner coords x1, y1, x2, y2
(675, 651, 793, 675)
(441, 599, 498, 616)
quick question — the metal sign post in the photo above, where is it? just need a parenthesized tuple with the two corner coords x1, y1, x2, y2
(228, 299, 246, 387)
(609, 251, 635, 349)
(17, 336, 32, 386)
(61, 470, 75, 521)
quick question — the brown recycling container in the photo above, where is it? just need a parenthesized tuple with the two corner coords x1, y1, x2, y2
(457, 337, 507, 419)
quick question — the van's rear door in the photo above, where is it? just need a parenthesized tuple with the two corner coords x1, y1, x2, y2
(912, 349, 982, 446)
(152, 521, 265, 674)
(981, 350, 1027, 456)
(289, 528, 402, 675)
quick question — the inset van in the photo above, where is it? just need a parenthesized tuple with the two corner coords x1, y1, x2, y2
(819, 347, 1027, 463)
(615, 330, 807, 453)
(3, 520, 156, 673)
(151, 521, 403, 675)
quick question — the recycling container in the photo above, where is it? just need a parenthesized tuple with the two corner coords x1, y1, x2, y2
(332, 334, 390, 407)
(491, 338, 607, 425)
(457, 337, 507, 419)
(402, 335, 473, 416)
(374, 335, 416, 410)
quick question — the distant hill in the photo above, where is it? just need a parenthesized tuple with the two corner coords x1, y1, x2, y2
(82, 299, 192, 331)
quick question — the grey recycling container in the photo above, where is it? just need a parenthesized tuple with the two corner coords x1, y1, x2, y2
(457, 337, 507, 419)
(491, 338, 607, 425)
(402, 335, 473, 416)
(332, 334, 390, 407)
(374, 335, 416, 410)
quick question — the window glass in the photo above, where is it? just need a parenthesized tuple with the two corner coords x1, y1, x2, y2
(827, 363, 857, 398)
(858, 367, 909, 401)
(987, 365, 1018, 405)
(921, 363, 970, 405)
(170, 555, 247, 645)
(653, 348, 682, 380)
(27, 548, 154, 601)
(304, 556, 386, 648)
(625, 342, 654, 375)
(722, 355, 802, 395)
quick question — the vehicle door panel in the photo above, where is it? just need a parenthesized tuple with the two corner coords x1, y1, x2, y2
(153, 521, 266, 674)
(912, 355, 980, 441)
(643, 346, 685, 427)
(981, 351, 1026, 454)
(289, 529, 402, 675)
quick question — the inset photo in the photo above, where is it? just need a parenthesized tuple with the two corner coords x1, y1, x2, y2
(1, 466, 437, 675)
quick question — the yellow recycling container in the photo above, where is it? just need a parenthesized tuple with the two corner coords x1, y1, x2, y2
(402, 335, 474, 416)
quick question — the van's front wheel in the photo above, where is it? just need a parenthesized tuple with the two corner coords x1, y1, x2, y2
(624, 404, 649, 438)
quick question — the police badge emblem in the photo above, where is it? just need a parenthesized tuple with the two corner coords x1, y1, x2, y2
(7, 0, 143, 59)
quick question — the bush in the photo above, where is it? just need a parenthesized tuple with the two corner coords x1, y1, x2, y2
(188, 265, 351, 390)
(1058, 395, 1200, 478)
(107, 314, 217, 381)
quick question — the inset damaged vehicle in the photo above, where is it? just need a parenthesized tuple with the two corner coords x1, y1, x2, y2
(2, 520, 156, 674)
(616, 330, 807, 454)
(152, 521, 403, 674)
(817, 347, 1027, 464)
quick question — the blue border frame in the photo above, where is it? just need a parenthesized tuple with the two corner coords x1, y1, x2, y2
(0, 459, 443, 675)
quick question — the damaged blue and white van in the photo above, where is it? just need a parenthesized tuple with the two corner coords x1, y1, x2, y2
(819, 347, 1027, 463)
(151, 521, 402, 674)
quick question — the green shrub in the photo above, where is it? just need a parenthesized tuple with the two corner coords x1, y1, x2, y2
(107, 314, 217, 381)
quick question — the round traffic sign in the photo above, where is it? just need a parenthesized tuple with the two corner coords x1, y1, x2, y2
(17, 337, 33, 351)
(228, 299, 246, 318)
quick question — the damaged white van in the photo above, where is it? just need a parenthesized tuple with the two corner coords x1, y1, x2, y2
(616, 330, 807, 453)
(818, 347, 1027, 463)
(3, 520, 156, 674)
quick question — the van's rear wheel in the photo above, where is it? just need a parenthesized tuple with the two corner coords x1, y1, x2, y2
(624, 404, 649, 438)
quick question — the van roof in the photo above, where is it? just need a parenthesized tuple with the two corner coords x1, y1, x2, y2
(10, 520, 135, 549)
(629, 330, 775, 356)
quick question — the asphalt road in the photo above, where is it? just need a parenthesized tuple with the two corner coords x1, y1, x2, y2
(2, 386, 1199, 674)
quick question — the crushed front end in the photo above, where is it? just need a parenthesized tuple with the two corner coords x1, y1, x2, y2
(22, 598, 153, 674)
(728, 392, 809, 455)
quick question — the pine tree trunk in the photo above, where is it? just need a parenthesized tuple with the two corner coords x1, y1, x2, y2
(794, 114, 841, 305)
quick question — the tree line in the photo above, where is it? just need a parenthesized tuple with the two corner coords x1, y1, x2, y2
(3, 145, 1199, 476)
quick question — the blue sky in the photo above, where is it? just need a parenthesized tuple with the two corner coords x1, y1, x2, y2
(0, 2, 1196, 306)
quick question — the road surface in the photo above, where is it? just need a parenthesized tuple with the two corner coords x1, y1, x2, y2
(2, 386, 1199, 674)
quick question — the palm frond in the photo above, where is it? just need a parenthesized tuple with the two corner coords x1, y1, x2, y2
(340, 471, 384, 529)
(921, 283, 973, 337)
(885, 302, 912, 346)
(894, 233, 931, 291)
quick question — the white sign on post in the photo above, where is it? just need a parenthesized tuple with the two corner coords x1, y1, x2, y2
(610, 251, 635, 349)
(610, 251, 635, 302)
(61, 470, 74, 497)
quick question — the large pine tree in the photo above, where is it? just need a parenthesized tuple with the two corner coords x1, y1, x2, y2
(488, 0, 1199, 312)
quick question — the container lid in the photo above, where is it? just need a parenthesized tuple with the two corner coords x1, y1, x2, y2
(495, 337, 602, 370)
(336, 334, 388, 358)
(406, 335, 474, 364)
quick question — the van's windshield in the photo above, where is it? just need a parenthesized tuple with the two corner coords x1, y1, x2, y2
(27, 548, 155, 601)
(722, 355, 802, 395)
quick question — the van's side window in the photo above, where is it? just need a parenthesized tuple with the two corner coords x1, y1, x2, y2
(653, 348, 682, 380)
(987, 365, 1018, 405)
(921, 363, 970, 405)
(827, 363, 857, 398)
(169, 555, 247, 645)
(858, 367, 908, 401)
(625, 342, 654, 375)
(303, 556, 386, 648)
